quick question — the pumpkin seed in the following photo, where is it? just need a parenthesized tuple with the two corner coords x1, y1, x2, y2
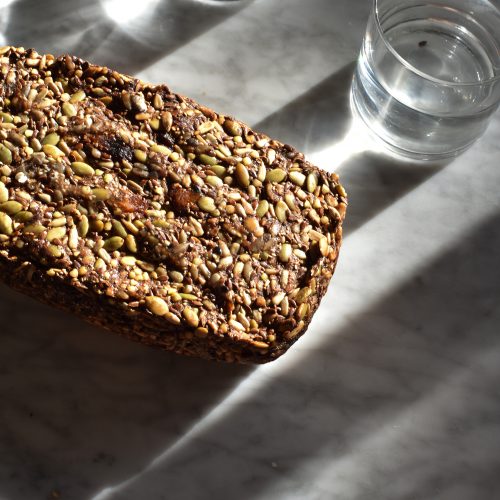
(62, 101, 77, 117)
(183, 306, 199, 328)
(78, 215, 89, 237)
(210, 164, 226, 177)
(112, 220, 128, 238)
(42, 133, 60, 146)
(0, 144, 12, 164)
(23, 224, 45, 234)
(46, 226, 66, 242)
(198, 196, 216, 213)
(146, 296, 169, 316)
(92, 188, 110, 201)
(43, 144, 64, 158)
(71, 162, 95, 176)
(279, 243, 292, 262)
(266, 168, 286, 183)
(307, 173, 318, 193)
(14, 210, 33, 222)
(0, 182, 8, 202)
(0, 212, 13, 235)
(0, 200, 22, 215)
(235, 163, 250, 187)
(289, 171, 306, 186)
(103, 236, 124, 251)
(199, 154, 218, 166)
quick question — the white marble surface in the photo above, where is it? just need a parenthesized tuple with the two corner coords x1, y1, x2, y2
(1, 0, 500, 499)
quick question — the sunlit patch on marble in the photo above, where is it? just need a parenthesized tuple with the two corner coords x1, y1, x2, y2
(194, 0, 249, 5)
(309, 115, 382, 172)
(0, 0, 14, 47)
(101, 0, 160, 26)
(0, 0, 15, 9)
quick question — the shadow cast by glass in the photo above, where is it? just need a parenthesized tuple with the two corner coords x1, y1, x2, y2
(339, 150, 450, 235)
(253, 62, 452, 236)
(254, 62, 356, 155)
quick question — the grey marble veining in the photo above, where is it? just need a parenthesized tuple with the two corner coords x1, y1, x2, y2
(0, 1, 499, 499)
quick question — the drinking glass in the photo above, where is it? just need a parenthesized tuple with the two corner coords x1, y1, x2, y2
(351, 0, 500, 160)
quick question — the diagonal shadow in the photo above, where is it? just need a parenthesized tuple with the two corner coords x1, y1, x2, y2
(339, 151, 447, 235)
(3, 0, 253, 74)
(106, 213, 500, 500)
(0, 287, 251, 500)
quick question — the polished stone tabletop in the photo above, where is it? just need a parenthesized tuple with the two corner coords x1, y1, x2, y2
(0, 1, 499, 499)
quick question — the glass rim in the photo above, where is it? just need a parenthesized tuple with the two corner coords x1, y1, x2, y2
(373, 0, 500, 87)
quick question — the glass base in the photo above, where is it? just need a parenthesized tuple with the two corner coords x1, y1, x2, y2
(349, 70, 479, 162)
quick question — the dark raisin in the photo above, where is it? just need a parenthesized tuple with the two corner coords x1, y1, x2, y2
(102, 137, 133, 162)
(158, 131, 175, 149)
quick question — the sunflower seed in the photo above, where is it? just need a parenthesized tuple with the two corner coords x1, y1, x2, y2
(43, 144, 64, 158)
(161, 111, 173, 131)
(224, 120, 242, 136)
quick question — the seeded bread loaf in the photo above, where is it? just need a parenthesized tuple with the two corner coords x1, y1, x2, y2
(0, 46, 347, 363)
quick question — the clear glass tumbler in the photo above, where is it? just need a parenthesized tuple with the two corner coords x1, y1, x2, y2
(351, 0, 500, 160)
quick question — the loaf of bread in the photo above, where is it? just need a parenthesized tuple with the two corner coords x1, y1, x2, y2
(0, 46, 346, 363)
